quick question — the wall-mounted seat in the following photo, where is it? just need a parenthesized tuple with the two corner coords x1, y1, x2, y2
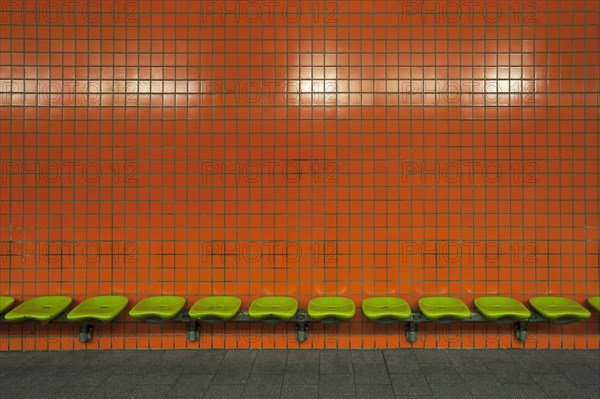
(189, 296, 241, 321)
(2, 293, 596, 345)
(185, 296, 242, 342)
(418, 297, 470, 322)
(4, 296, 72, 323)
(0, 296, 15, 315)
(362, 297, 411, 321)
(307, 297, 355, 321)
(529, 296, 591, 323)
(67, 296, 129, 323)
(248, 296, 308, 343)
(588, 297, 600, 312)
(362, 296, 418, 342)
(474, 297, 531, 321)
(248, 296, 298, 321)
(474, 296, 532, 341)
(66, 296, 129, 342)
(129, 296, 186, 321)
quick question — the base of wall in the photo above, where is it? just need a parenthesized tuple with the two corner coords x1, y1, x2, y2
(2, 319, 598, 350)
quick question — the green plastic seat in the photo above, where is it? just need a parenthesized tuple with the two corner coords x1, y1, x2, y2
(248, 297, 298, 321)
(418, 297, 471, 321)
(474, 297, 531, 321)
(0, 296, 15, 314)
(588, 297, 600, 312)
(362, 297, 412, 321)
(529, 296, 591, 322)
(129, 296, 186, 320)
(4, 296, 72, 323)
(67, 296, 129, 323)
(189, 296, 242, 321)
(307, 297, 356, 321)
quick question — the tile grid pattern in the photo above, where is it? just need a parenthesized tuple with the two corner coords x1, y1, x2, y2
(0, 0, 599, 349)
(0, 349, 599, 398)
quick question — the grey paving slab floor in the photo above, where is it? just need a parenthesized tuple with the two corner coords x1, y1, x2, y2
(0, 349, 598, 398)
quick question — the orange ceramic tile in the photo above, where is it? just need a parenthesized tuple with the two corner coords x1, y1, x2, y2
(1, 0, 598, 349)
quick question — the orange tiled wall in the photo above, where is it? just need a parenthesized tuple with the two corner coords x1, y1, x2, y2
(0, 0, 598, 350)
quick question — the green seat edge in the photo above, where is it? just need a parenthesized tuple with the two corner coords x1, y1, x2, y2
(128, 296, 187, 320)
(3, 296, 73, 322)
(418, 297, 471, 321)
(307, 297, 356, 321)
(361, 297, 412, 321)
(66, 296, 129, 322)
(529, 296, 592, 321)
(188, 296, 242, 321)
(588, 296, 600, 312)
(473, 296, 531, 321)
(0, 296, 16, 314)
(248, 296, 298, 321)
